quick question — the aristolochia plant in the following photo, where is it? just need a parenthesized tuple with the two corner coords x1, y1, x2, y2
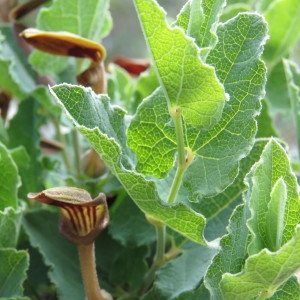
(1, 0, 300, 299)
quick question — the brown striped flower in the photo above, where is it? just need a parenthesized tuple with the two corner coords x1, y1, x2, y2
(28, 187, 109, 245)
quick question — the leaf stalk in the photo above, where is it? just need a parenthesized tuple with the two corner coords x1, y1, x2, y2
(138, 221, 166, 295)
(52, 117, 74, 174)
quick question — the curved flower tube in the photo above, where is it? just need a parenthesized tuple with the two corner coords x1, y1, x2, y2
(28, 187, 111, 300)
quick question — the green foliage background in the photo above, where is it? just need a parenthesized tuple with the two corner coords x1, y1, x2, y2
(1, 0, 300, 299)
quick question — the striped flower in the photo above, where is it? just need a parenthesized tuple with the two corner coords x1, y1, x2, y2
(28, 187, 109, 245)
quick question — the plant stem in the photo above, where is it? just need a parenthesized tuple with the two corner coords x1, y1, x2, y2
(138, 222, 166, 295)
(53, 117, 74, 174)
(78, 243, 110, 300)
(172, 108, 186, 165)
(154, 222, 166, 266)
(167, 108, 186, 204)
(167, 164, 186, 204)
(72, 129, 81, 179)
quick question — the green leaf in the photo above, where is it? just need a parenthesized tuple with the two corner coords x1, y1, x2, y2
(0, 117, 8, 144)
(144, 242, 216, 300)
(173, 283, 211, 300)
(176, 0, 205, 46)
(0, 297, 31, 300)
(285, 60, 300, 88)
(38, 0, 111, 40)
(0, 207, 23, 248)
(183, 13, 267, 197)
(50, 84, 208, 245)
(7, 97, 43, 198)
(247, 139, 300, 254)
(10, 147, 31, 170)
(134, 0, 227, 129)
(22, 209, 85, 300)
(259, 0, 277, 12)
(22, 242, 54, 298)
(220, 4, 251, 23)
(176, 0, 225, 57)
(226, 0, 252, 4)
(0, 28, 62, 112)
(110, 245, 149, 291)
(265, 61, 290, 112)
(205, 204, 250, 299)
(134, 67, 160, 108)
(32, 85, 62, 117)
(206, 139, 300, 299)
(128, 12, 267, 194)
(50, 12, 267, 243)
(0, 142, 21, 210)
(0, 26, 36, 99)
(94, 229, 124, 283)
(31, 0, 111, 75)
(271, 276, 300, 299)
(220, 225, 300, 299)
(255, 99, 277, 138)
(283, 59, 300, 158)
(190, 139, 268, 241)
(0, 249, 29, 297)
(263, 0, 300, 68)
(266, 178, 287, 251)
(127, 88, 177, 178)
(107, 64, 135, 112)
(108, 196, 156, 247)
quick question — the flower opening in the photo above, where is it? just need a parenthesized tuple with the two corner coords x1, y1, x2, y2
(28, 187, 109, 245)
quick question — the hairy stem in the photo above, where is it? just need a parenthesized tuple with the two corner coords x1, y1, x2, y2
(78, 243, 111, 300)
(53, 117, 74, 174)
(167, 164, 186, 204)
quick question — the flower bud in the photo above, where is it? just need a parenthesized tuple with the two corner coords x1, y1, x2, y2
(80, 148, 107, 178)
(111, 56, 150, 76)
(19, 28, 106, 63)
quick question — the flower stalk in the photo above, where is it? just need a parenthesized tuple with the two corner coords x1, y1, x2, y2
(78, 243, 111, 300)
